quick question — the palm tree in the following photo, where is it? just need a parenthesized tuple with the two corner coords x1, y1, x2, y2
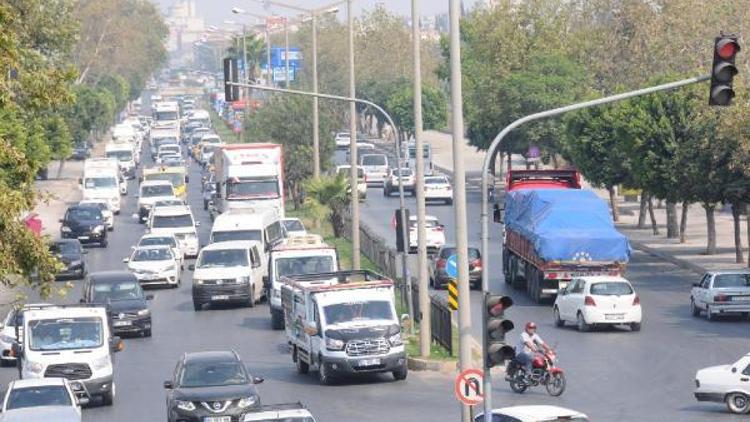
(303, 175, 350, 236)
(228, 33, 266, 83)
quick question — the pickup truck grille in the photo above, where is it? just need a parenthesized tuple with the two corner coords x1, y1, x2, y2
(345, 338, 389, 357)
(44, 363, 92, 380)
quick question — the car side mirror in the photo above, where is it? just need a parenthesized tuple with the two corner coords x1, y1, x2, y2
(732, 367, 737, 373)
(304, 322, 318, 336)
(76, 396, 89, 407)
(145, 294, 154, 301)
(188, 264, 195, 271)
(252, 376, 264, 385)
(163, 380, 174, 389)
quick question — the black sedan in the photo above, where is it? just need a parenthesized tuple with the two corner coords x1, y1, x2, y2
(82, 271, 153, 337)
(164, 351, 263, 422)
(59, 204, 108, 247)
(50, 239, 87, 280)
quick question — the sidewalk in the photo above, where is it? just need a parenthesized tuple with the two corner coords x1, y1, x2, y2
(34, 159, 84, 239)
(422, 131, 748, 275)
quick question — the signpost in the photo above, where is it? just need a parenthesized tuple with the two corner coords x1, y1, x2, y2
(455, 368, 484, 406)
(447, 254, 458, 310)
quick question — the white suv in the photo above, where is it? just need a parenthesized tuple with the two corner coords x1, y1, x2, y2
(148, 205, 199, 258)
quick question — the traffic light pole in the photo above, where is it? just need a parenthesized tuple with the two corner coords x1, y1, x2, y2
(479, 74, 710, 419)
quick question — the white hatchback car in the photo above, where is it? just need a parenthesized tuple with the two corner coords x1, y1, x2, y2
(553, 276, 642, 332)
(136, 233, 183, 270)
(424, 175, 453, 205)
(475, 405, 588, 422)
(408, 215, 446, 254)
(695, 352, 750, 414)
(1, 378, 85, 421)
(124, 245, 181, 288)
(281, 218, 307, 238)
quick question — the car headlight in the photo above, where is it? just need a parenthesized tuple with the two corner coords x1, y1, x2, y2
(193, 278, 204, 285)
(237, 276, 250, 284)
(92, 225, 105, 234)
(137, 309, 150, 316)
(92, 354, 111, 371)
(237, 395, 258, 409)
(69, 260, 82, 267)
(25, 361, 43, 375)
(175, 400, 196, 412)
(162, 265, 176, 273)
(325, 337, 345, 351)
(389, 333, 403, 346)
(61, 226, 71, 233)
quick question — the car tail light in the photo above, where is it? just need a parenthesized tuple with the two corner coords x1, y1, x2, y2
(434, 226, 444, 232)
(471, 259, 481, 268)
(714, 293, 728, 302)
(436, 259, 446, 269)
(632, 296, 640, 306)
(584, 296, 597, 307)
(547, 273, 557, 280)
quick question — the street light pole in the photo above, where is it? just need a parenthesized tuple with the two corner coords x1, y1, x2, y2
(312, 13, 320, 178)
(242, 24, 250, 144)
(347, 0, 360, 270)
(411, 0, 430, 356)
(284, 19, 290, 89)
(265, 24, 272, 87)
(448, 0, 472, 421)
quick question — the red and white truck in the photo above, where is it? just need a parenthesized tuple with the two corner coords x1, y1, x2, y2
(212, 143, 285, 218)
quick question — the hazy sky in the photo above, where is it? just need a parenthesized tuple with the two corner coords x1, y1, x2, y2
(153, 0, 482, 25)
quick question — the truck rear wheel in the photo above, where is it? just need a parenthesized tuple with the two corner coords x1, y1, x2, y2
(294, 348, 309, 374)
(271, 309, 284, 330)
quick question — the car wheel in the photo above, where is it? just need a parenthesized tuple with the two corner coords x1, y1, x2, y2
(318, 359, 333, 385)
(193, 301, 202, 311)
(726, 392, 750, 414)
(706, 305, 715, 321)
(554, 307, 564, 327)
(576, 312, 590, 332)
(690, 298, 701, 317)
(102, 382, 115, 406)
(248, 287, 256, 308)
(100, 238, 108, 248)
(392, 365, 408, 381)
(630, 322, 641, 332)
(271, 310, 284, 330)
(143, 328, 152, 337)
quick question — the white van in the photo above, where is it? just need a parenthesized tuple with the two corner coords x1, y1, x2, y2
(359, 154, 389, 186)
(407, 143, 433, 176)
(17, 305, 124, 406)
(82, 160, 122, 213)
(190, 241, 266, 311)
(267, 235, 338, 330)
(187, 109, 211, 128)
(210, 207, 285, 253)
(105, 143, 136, 179)
(148, 205, 199, 258)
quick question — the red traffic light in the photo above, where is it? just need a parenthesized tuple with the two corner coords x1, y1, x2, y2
(486, 295, 513, 317)
(717, 38, 740, 60)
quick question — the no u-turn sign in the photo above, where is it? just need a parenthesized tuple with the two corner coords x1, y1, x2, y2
(455, 368, 484, 406)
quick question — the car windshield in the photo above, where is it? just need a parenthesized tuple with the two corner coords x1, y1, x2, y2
(67, 208, 102, 221)
(50, 242, 80, 255)
(180, 360, 248, 388)
(211, 230, 262, 243)
(282, 220, 305, 232)
(590, 282, 634, 296)
(79, 201, 107, 210)
(144, 172, 185, 187)
(227, 180, 280, 199)
(139, 236, 177, 248)
(713, 273, 750, 288)
(105, 150, 132, 162)
(142, 185, 174, 197)
(163, 159, 184, 167)
(152, 214, 193, 228)
(275, 256, 334, 277)
(198, 249, 249, 268)
(84, 176, 117, 189)
(155, 200, 183, 207)
(324, 301, 394, 324)
(28, 317, 103, 351)
(92, 280, 143, 302)
(155, 111, 178, 121)
(6, 385, 72, 410)
(425, 177, 448, 185)
(361, 155, 386, 166)
(132, 248, 172, 262)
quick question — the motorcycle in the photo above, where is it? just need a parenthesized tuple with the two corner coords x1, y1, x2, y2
(505, 349, 566, 396)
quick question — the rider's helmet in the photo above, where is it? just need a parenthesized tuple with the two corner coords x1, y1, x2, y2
(532, 355, 545, 368)
(525, 322, 537, 331)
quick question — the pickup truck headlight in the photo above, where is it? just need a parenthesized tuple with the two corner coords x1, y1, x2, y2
(175, 400, 196, 411)
(92, 225, 105, 234)
(237, 276, 250, 284)
(389, 333, 403, 346)
(69, 260, 82, 268)
(92, 354, 111, 371)
(137, 309, 150, 316)
(325, 337, 345, 351)
(25, 361, 43, 375)
(193, 278, 204, 285)
(237, 395, 258, 408)
(61, 226, 71, 233)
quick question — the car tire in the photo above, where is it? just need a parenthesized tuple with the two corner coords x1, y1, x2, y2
(576, 312, 590, 332)
(706, 305, 715, 321)
(726, 392, 750, 414)
(630, 322, 641, 332)
(318, 359, 333, 386)
(554, 307, 564, 327)
(143, 328, 152, 337)
(203, 200, 208, 210)
(294, 348, 309, 374)
(193, 301, 202, 311)
(690, 298, 701, 317)
(248, 287, 256, 308)
(102, 383, 115, 406)
(392, 365, 408, 381)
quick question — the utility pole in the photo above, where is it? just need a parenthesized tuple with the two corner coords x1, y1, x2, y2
(312, 13, 321, 178)
(411, 0, 430, 357)
(448, 0, 472, 421)
(265, 23, 272, 87)
(242, 25, 250, 144)
(347, 0, 360, 270)
(284, 18, 290, 89)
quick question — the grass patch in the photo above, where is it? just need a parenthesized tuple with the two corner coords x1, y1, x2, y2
(404, 327, 458, 360)
(209, 109, 240, 143)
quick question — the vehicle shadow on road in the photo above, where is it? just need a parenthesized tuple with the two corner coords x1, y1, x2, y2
(662, 303, 749, 339)
(677, 403, 748, 421)
(238, 316, 272, 331)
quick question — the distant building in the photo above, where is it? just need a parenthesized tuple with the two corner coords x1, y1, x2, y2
(165, 0, 206, 66)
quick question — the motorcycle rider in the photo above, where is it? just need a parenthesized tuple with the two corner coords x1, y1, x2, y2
(513, 322, 550, 375)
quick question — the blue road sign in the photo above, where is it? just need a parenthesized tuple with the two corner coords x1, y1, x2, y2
(446, 254, 458, 278)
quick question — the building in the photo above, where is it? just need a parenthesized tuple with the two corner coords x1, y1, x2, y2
(165, 0, 206, 66)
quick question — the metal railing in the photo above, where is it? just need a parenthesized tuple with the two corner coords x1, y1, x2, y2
(430, 295, 452, 355)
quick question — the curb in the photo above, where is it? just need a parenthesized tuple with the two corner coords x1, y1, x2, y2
(628, 239, 707, 276)
(407, 356, 457, 373)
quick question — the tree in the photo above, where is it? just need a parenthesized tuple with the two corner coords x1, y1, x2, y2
(385, 82, 447, 139)
(302, 175, 351, 238)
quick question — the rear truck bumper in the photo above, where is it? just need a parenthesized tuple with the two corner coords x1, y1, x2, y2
(541, 279, 571, 296)
(694, 391, 725, 403)
(709, 303, 750, 314)
(321, 351, 407, 376)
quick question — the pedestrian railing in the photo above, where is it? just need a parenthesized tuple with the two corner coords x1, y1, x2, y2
(430, 294, 453, 355)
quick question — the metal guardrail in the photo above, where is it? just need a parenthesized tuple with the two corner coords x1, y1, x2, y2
(430, 294, 452, 355)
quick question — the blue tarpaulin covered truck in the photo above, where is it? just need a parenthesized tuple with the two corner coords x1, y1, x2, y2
(502, 188, 631, 304)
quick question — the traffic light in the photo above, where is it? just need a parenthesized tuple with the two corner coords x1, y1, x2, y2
(484, 293, 514, 368)
(223, 57, 239, 102)
(709, 34, 740, 106)
(394, 208, 410, 253)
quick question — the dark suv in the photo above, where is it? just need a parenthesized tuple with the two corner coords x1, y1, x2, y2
(164, 351, 263, 422)
(82, 271, 153, 337)
(429, 246, 482, 290)
(59, 205, 108, 247)
(50, 239, 87, 280)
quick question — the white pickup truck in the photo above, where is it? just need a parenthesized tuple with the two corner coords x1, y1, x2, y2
(281, 270, 407, 385)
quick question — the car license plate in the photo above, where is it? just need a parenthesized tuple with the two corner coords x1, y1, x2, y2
(113, 320, 132, 327)
(204, 417, 230, 422)
(78, 236, 89, 241)
(605, 314, 625, 321)
(732, 296, 750, 301)
(357, 358, 381, 367)
(211, 295, 229, 301)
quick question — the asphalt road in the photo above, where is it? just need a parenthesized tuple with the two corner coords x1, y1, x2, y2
(339, 149, 750, 421)
(0, 148, 461, 421)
